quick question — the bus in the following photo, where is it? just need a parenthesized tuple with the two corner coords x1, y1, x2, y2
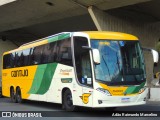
(2, 31, 148, 111)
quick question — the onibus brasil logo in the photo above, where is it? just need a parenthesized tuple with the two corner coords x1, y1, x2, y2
(80, 93, 91, 104)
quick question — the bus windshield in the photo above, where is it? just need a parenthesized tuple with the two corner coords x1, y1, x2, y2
(91, 40, 146, 85)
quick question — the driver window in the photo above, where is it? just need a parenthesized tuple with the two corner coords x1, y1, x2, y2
(74, 37, 93, 87)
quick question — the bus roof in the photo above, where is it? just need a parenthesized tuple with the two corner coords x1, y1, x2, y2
(84, 31, 138, 40)
(3, 31, 138, 55)
(3, 32, 71, 55)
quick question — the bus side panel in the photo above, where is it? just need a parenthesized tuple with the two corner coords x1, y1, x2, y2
(2, 63, 84, 106)
(27, 63, 83, 106)
(27, 63, 57, 101)
(46, 64, 83, 106)
(2, 65, 38, 98)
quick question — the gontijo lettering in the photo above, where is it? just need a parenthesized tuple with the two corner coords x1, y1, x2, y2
(11, 69, 28, 77)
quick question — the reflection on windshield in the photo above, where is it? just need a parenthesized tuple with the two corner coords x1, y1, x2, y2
(91, 40, 146, 85)
(91, 40, 123, 83)
(120, 41, 146, 83)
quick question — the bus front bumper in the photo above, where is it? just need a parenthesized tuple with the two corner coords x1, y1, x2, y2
(92, 88, 148, 108)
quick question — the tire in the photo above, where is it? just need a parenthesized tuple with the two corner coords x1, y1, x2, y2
(10, 88, 17, 103)
(105, 107, 117, 111)
(16, 88, 23, 103)
(63, 89, 77, 111)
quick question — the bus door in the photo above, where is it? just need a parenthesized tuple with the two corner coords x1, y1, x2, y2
(73, 36, 93, 106)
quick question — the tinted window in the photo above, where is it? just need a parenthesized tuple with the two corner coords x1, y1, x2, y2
(15, 51, 23, 67)
(31, 46, 44, 65)
(42, 44, 52, 64)
(74, 37, 92, 87)
(3, 39, 72, 69)
(10, 53, 15, 68)
(23, 49, 31, 66)
(3, 54, 10, 69)
(57, 39, 72, 66)
(3, 52, 15, 69)
(42, 42, 58, 64)
(49, 42, 58, 63)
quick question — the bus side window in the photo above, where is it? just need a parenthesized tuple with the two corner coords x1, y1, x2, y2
(23, 49, 30, 66)
(48, 42, 57, 63)
(42, 44, 52, 64)
(10, 53, 15, 68)
(20, 52, 24, 67)
(3, 53, 15, 69)
(3, 54, 10, 69)
(74, 37, 93, 87)
(31, 45, 44, 65)
(29, 48, 34, 65)
(15, 51, 22, 67)
(57, 39, 72, 66)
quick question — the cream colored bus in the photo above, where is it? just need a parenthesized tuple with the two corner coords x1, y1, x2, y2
(2, 31, 148, 111)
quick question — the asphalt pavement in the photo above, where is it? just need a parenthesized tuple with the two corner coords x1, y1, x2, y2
(0, 97, 160, 119)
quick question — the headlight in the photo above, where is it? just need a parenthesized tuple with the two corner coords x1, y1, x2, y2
(96, 88, 111, 96)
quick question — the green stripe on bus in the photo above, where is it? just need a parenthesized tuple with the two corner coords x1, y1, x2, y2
(48, 33, 70, 43)
(125, 82, 145, 94)
(58, 33, 70, 40)
(48, 36, 58, 43)
(28, 63, 57, 95)
(28, 64, 47, 94)
(36, 63, 57, 94)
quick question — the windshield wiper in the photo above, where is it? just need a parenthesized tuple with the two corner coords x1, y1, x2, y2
(124, 53, 129, 73)
(116, 52, 120, 72)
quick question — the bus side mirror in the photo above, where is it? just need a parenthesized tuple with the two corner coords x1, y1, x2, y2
(151, 49, 159, 63)
(92, 49, 100, 64)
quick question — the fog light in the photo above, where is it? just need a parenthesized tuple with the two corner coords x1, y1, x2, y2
(98, 100, 103, 104)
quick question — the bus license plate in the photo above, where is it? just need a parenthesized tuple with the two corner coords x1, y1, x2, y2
(121, 98, 130, 102)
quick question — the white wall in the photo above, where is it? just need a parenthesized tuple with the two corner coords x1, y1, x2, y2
(150, 88, 160, 101)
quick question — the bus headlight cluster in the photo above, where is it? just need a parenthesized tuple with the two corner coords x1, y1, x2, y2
(96, 88, 111, 96)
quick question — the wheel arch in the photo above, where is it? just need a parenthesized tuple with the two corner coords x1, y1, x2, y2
(61, 87, 71, 104)
(10, 86, 14, 93)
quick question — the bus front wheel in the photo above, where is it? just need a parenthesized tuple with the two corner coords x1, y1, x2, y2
(63, 89, 77, 111)
(10, 88, 17, 103)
